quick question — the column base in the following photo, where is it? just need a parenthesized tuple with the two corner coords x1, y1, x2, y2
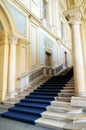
(71, 95, 86, 107)
(6, 91, 18, 100)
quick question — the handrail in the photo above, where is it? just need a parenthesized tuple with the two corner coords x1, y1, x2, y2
(52, 64, 63, 70)
(28, 66, 44, 76)
(29, 67, 44, 82)
(18, 64, 64, 80)
(43, 64, 64, 77)
(18, 66, 44, 80)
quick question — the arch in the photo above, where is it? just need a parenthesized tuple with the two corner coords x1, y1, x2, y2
(0, 1, 16, 34)
(0, 1, 17, 101)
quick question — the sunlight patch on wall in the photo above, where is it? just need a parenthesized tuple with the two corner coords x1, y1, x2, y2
(5, 2, 27, 35)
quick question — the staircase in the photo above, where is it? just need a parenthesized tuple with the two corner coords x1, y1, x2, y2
(1, 68, 75, 127)
(36, 76, 76, 129)
(56, 77, 75, 102)
(36, 101, 85, 130)
(36, 76, 86, 130)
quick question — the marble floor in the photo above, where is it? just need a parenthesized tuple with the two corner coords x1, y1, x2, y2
(0, 106, 57, 130)
(0, 116, 60, 130)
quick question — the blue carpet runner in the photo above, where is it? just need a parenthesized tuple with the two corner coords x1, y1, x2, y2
(1, 68, 73, 124)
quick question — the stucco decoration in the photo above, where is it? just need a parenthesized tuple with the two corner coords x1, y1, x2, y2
(44, 38, 53, 49)
(40, 31, 58, 66)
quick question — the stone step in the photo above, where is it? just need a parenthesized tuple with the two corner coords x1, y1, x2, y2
(66, 82, 74, 84)
(68, 82, 74, 84)
(3, 101, 16, 107)
(58, 92, 75, 97)
(73, 114, 86, 123)
(63, 87, 74, 90)
(64, 122, 86, 130)
(68, 80, 74, 82)
(18, 92, 30, 97)
(68, 79, 74, 82)
(63, 87, 75, 90)
(51, 101, 70, 106)
(24, 88, 34, 92)
(67, 81, 74, 84)
(42, 111, 72, 122)
(42, 111, 81, 122)
(64, 84, 74, 87)
(0, 104, 9, 113)
(55, 96, 71, 102)
(36, 117, 86, 130)
(36, 118, 66, 130)
(68, 78, 74, 80)
(67, 83, 74, 85)
(42, 111, 86, 122)
(47, 105, 83, 114)
(67, 84, 74, 86)
(4, 91, 31, 107)
(66, 84, 74, 87)
(17, 95, 26, 99)
(61, 89, 75, 93)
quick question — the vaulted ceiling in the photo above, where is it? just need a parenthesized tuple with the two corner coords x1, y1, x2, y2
(66, 0, 84, 9)
(66, 0, 86, 20)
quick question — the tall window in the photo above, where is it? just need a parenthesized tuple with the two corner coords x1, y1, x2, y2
(61, 21, 64, 39)
(42, 0, 47, 19)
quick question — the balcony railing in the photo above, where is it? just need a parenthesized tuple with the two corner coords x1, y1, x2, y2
(18, 64, 64, 92)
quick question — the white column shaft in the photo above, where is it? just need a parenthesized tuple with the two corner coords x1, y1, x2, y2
(72, 24, 86, 96)
(8, 43, 16, 92)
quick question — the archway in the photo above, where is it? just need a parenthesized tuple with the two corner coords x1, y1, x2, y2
(0, 2, 15, 102)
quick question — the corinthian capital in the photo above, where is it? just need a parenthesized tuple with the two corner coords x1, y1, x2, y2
(8, 35, 18, 44)
(64, 8, 83, 25)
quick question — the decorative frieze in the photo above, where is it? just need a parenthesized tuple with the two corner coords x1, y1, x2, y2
(18, 38, 30, 45)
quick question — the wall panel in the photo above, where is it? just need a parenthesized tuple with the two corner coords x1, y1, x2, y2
(30, 23, 37, 68)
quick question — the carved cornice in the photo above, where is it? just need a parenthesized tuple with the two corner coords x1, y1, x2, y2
(29, 14, 41, 26)
(18, 38, 30, 45)
(64, 8, 83, 25)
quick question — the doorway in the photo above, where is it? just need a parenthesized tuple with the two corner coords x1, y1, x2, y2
(45, 52, 52, 66)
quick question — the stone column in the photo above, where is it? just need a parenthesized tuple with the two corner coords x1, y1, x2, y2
(72, 22, 86, 96)
(7, 35, 18, 98)
(64, 9, 86, 107)
(65, 8, 86, 96)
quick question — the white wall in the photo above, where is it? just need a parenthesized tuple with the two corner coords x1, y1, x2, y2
(39, 30, 63, 67)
